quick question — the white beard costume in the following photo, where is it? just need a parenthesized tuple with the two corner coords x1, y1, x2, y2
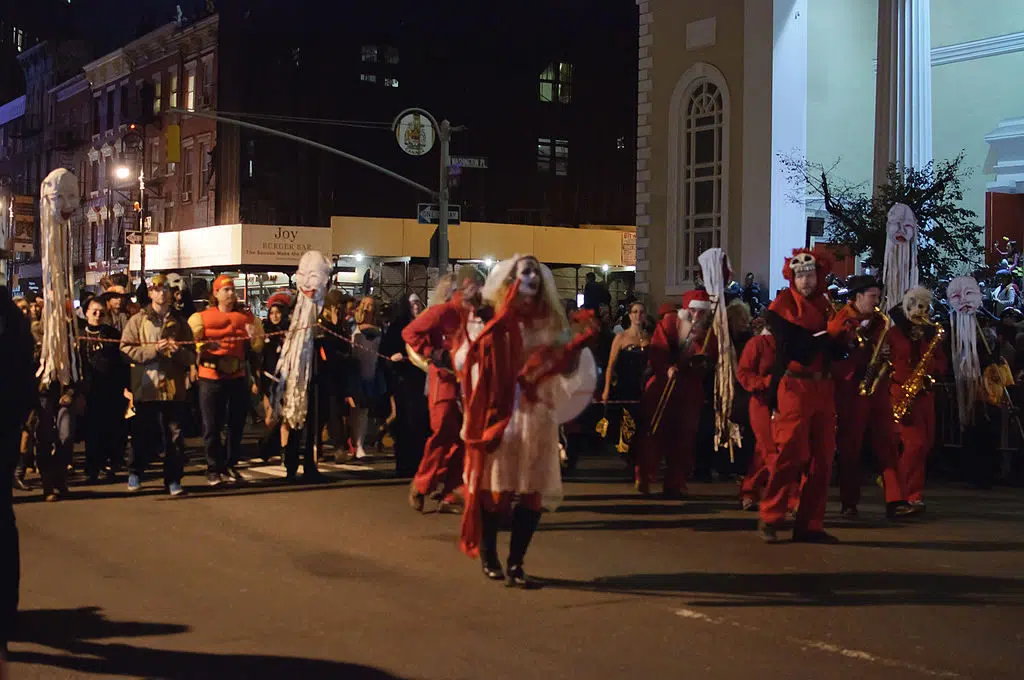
(946, 276, 983, 427)
(697, 247, 741, 453)
(37, 168, 81, 388)
(883, 202, 920, 312)
(272, 251, 331, 430)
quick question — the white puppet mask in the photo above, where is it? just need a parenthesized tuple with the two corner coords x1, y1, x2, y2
(295, 251, 331, 304)
(41, 168, 80, 220)
(886, 203, 917, 245)
(946, 276, 982, 315)
(516, 257, 542, 298)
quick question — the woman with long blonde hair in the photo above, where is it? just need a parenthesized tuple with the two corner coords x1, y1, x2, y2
(350, 296, 385, 459)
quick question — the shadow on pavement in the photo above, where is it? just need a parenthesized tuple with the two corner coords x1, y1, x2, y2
(11, 607, 409, 679)
(537, 516, 754, 533)
(539, 571, 1024, 607)
(837, 539, 1024, 552)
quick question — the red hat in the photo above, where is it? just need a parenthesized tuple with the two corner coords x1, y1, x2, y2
(682, 289, 712, 311)
(657, 302, 678, 317)
(782, 248, 833, 284)
(266, 291, 292, 309)
(213, 274, 234, 293)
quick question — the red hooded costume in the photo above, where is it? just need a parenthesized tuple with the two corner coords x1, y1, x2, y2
(759, 249, 841, 537)
(634, 289, 716, 496)
(827, 279, 908, 513)
(402, 292, 470, 500)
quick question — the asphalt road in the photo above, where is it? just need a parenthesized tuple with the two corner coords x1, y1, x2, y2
(8, 453, 1024, 679)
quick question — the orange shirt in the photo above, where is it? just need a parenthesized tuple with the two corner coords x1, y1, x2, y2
(189, 307, 257, 380)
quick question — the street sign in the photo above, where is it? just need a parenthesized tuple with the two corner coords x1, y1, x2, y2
(394, 111, 435, 156)
(125, 231, 158, 246)
(450, 155, 487, 169)
(417, 203, 461, 225)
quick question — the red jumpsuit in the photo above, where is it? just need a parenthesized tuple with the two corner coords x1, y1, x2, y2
(828, 305, 906, 510)
(735, 333, 776, 503)
(402, 297, 467, 499)
(760, 288, 838, 534)
(888, 323, 947, 503)
(635, 313, 712, 495)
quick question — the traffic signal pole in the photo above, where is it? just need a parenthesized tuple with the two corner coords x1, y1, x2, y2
(437, 119, 451, 273)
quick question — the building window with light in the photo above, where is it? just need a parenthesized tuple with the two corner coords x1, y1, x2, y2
(360, 73, 377, 83)
(152, 74, 162, 114)
(168, 69, 178, 108)
(185, 66, 196, 111)
(12, 27, 23, 53)
(539, 62, 573, 104)
(182, 145, 194, 202)
(361, 45, 378, 63)
(537, 137, 569, 176)
(384, 77, 398, 88)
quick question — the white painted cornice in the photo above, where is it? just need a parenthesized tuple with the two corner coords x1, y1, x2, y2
(874, 30, 1024, 71)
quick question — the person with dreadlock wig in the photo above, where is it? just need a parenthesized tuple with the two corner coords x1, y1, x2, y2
(827, 275, 916, 520)
(759, 248, 849, 543)
(888, 286, 947, 511)
(458, 255, 597, 588)
(403, 266, 487, 513)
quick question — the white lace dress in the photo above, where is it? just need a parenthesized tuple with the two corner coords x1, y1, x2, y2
(457, 323, 596, 511)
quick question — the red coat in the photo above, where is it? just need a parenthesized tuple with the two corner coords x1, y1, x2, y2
(736, 333, 775, 403)
(888, 322, 948, 386)
(828, 303, 884, 383)
(767, 288, 836, 373)
(402, 295, 466, 403)
(647, 313, 715, 388)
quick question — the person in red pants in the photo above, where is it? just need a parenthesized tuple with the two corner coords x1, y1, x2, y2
(635, 290, 714, 499)
(758, 249, 847, 544)
(828, 275, 916, 520)
(888, 286, 947, 511)
(402, 266, 485, 513)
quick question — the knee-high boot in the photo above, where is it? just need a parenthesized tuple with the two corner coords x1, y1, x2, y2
(480, 509, 504, 581)
(507, 505, 541, 588)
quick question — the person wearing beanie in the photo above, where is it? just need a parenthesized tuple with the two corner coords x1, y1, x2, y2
(403, 265, 486, 513)
(827, 275, 917, 520)
(633, 289, 715, 499)
(187, 274, 265, 487)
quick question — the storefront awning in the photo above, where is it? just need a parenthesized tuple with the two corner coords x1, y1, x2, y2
(129, 224, 331, 271)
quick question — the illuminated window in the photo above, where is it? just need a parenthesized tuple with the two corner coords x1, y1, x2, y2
(12, 27, 24, 53)
(360, 73, 376, 83)
(361, 45, 378, 63)
(152, 74, 162, 114)
(182, 146, 194, 201)
(537, 138, 569, 176)
(168, 70, 178, 108)
(383, 46, 399, 64)
(384, 78, 399, 88)
(539, 62, 573, 104)
(185, 67, 196, 111)
(616, 136, 626, 150)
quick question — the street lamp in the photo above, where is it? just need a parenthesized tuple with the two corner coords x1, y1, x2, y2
(115, 165, 130, 180)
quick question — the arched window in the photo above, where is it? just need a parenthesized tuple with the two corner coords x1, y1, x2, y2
(667, 63, 730, 294)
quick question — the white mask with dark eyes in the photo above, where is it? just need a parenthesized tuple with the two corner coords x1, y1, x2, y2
(516, 259, 541, 298)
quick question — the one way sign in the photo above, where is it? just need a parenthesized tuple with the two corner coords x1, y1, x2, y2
(417, 203, 461, 225)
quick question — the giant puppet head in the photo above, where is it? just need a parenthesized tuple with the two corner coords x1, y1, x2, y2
(41, 168, 80, 220)
(883, 203, 920, 310)
(697, 246, 741, 451)
(947, 276, 982, 427)
(295, 251, 331, 306)
(902, 286, 933, 325)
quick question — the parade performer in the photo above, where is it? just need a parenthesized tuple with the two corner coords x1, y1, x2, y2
(828, 275, 915, 519)
(698, 248, 741, 454)
(458, 255, 597, 587)
(882, 203, 919, 312)
(759, 249, 845, 543)
(403, 267, 485, 513)
(188, 275, 264, 486)
(635, 290, 715, 498)
(889, 286, 947, 510)
(37, 168, 81, 389)
(735, 326, 777, 510)
(270, 251, 331, 479)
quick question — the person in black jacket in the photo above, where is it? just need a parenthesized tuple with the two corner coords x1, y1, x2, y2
(381, 293, 428, 477)
(1, 281, 37, 670)
(80, 296, 129, 482)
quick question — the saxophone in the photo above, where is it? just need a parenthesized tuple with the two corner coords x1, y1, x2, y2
(892, 320, 946, 423)
(858, 307, 892, 397)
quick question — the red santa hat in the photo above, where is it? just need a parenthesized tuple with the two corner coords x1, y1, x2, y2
(682, 289, 712, 311)
(657, 302, 678, 317)
(266, 291, 293, 310)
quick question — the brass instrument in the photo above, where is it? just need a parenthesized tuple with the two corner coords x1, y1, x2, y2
(405, 343, 430, 372)
(858, 307, 892, 397)
(892, 319, 945, 422)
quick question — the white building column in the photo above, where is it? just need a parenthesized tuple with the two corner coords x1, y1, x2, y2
(873, 0, 933, 189)
(741, 0, 808, 296)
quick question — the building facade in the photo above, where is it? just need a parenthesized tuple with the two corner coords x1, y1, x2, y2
(637, 0, 1024, 302)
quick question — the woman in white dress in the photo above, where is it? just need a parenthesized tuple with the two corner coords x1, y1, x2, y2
(458, 255, 597, 588)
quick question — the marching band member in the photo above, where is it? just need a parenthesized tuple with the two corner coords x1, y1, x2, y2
(635, 290, 715, 498)
(889, 286, 948, 510)
(403, 266, 486, 514)
(828, 275, 915, 519)
(735, 325, 776, 510)
(759, 249, 845, 543)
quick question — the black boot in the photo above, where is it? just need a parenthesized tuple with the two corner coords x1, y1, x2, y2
(480, 509, 504, 581)
(506, 505, 541, 589)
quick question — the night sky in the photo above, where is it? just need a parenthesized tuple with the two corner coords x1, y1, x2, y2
(76, 0, 200, 56)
